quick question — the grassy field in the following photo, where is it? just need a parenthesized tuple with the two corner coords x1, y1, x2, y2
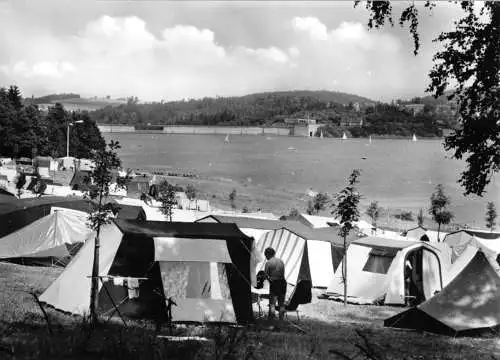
(1, 262, 499, 359)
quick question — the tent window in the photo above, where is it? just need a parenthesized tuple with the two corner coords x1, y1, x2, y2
(362, 253, 394, 274)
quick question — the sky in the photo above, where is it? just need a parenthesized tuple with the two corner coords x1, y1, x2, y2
(0, 0, 472, 102)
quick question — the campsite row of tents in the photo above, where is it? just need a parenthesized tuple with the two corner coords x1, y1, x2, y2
(0, 196, 499, 335)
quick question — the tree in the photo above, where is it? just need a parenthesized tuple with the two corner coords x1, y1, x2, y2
(366, 201, 381, 228)
(185, 183, 197, 209)
(158, 180, 177, 221)
(306, 192, 329, 215)
(331, 169, 362, 306)
(229, 189, 237, 209)
(86, 140, 127, 326)
(417, 208, 425, 227)
(15, 173, 26, 198)
(429, 184, 454, 242)
(485, 202, 497, 231)
(33, 178, 47, 198)
(357, 1, 500, 196)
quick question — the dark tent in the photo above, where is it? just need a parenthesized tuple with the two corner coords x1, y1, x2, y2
(384, 251, 500, 336)
(41, 219, 254, 324)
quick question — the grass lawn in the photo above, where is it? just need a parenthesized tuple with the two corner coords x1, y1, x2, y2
(1, 261, 499, 360)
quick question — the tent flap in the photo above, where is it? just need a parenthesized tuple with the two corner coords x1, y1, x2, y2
(154, 237, 232, 263)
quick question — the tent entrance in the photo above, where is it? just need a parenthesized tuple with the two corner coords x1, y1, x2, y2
(404, 247, 442, 306)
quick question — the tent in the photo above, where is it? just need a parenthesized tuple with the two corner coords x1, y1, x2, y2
(139, 204, 201, 222)
(323, 237, 449, 305)
(255, 224, 360, 289)
(0, 197, 95, 238)
(40, 220, 255, 324)
(384, 251, 500, 336)
(444, 229, 500, 263)
(403, 225, 447, 243)
(0, 210, 91, 266)
(298, 213, 340, 229)
(196, 215, 290, 242)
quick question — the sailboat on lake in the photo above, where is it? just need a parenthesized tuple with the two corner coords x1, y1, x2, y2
(369, 135, 372, 144)
(412, 134, 417, 142)
(224, 133, 230, 144)
(342, 132, 347, 140)
(320, 130, 324, 140)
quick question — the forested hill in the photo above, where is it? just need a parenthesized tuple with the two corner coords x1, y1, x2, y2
(88, 90, 375, 127)
(238, 90, 373, 106)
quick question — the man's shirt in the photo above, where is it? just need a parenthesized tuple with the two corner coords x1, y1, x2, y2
(264, 257, 285, 282)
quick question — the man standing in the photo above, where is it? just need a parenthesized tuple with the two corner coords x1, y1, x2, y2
(264, 247, 286, 320)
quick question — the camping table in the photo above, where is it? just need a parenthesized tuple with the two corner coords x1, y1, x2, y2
(251, 287, 269, 318)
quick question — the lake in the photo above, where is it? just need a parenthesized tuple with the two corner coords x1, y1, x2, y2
(104, 133, 499, 227)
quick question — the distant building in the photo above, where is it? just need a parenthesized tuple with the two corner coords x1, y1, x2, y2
(403, 104, 425, 116)
(353, 102, 361, 112)
(284, 118, 317, 125)
(340, 117, 363, 127)
(286, 118, 322, 137)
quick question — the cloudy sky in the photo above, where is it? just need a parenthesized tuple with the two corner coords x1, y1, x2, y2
(0, 1, 470, 102)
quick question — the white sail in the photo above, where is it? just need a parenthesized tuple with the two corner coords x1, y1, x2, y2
(342, 132, 347, 140)
(320, 130, 324, 139)
(224, 134, 230, 143)
(369, 135, 372, 144)
(412, 134, 417, 142)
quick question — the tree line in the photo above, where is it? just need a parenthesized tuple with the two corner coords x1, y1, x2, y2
(86, 91, 450, 137)
(0, 86, 105, 159)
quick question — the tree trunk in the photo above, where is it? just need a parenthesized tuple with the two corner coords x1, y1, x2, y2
(437, 222, 441, 243)
(90, 225, 101, 325)
(90, 191, 104, 326)
(343, 235, 347, 306)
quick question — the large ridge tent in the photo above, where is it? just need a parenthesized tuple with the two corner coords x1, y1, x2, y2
(444, 229, 500, 264)
(384, 251, 500, 336)
(323, 237, 450, 305)
(256, 224, 360, 289)
(40, 219, 255, 324)
(0, 210, 91, 266)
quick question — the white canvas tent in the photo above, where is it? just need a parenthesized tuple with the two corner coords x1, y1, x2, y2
(40, 220, 254, 324)
(403, 225, 448, 243)
(0, 210, 91, 262)
(323, 237, 450, 305)
(255, 224, 359, 288)
(444, 229, 500, 263)
(140, 203, 201, 222)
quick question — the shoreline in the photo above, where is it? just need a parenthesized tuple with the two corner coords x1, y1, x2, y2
(102, 130, 445, 140)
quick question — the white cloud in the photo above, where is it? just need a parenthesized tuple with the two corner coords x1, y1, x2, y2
(293, 16, 328, 40)
(0, 14, 426, 101)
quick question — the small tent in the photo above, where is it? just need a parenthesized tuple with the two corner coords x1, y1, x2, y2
(298, 213, 340, 229)
(0, 210, 91, 266)
(196, 215, 288, 243)
(40, 220, 254, 324)
(444, 229, 500, 263)
(403, 225, 447, 243)
(384, 251, 500, 336)
(323, 237, 449, 305)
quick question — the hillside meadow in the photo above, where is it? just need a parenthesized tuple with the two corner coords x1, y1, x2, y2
(1, 262, 499, 359)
